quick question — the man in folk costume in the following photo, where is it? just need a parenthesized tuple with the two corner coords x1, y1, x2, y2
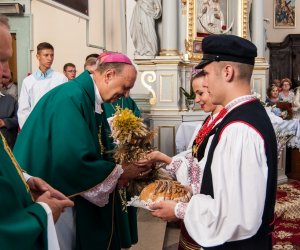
(14, 52, 152, 249)
(150, 35, 277, 250)
(0, 14, 74, 250)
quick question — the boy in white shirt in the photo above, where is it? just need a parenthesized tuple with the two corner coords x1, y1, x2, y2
(18, 42, 67, 128)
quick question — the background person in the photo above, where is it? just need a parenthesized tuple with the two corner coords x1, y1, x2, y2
(17, 42, 68, 128)
(266, 84, 280, 106)
(0, 14, 73, 250)
(272, 79, 282, 92)
(0, 86, 18, 149)
(279, 77, 295, 103)
(85, 53, 99, 61)
(0, 71, 18, 99)
(63, 62, 77, 80)
(84, 56, 97, 73)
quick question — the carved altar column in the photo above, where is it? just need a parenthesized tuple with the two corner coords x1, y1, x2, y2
(252, 0, 264, 59)
(160, 0, 179, 56)
(250, 0, 269, 102)
(133, 57, 206, 156)
(178, 1, 187, 55)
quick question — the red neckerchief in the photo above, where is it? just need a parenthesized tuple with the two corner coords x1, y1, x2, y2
(192, 108, 227, 156)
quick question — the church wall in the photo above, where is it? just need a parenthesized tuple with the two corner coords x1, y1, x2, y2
(104, 0, 124, 52)
(8, 0, 293, 97)
(30, 0, 126, 75)
(30, 0, 145, 94)
(30, 0, 105, 75)
(264, 0, 300, 43)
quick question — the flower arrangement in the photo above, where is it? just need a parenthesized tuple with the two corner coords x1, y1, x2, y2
(276, 101, 293, 120)
(111, 107, 171, 196)
(263, 100, 293, 120)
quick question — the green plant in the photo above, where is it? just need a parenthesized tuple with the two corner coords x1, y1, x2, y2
(180, 87, 195, 99)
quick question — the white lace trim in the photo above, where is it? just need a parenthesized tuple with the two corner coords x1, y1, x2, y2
(225, 95, 256, 111)
(81, 165, 123, 207)
(127, 196, 156, 211)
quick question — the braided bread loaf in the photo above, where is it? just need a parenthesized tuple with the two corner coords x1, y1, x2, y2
(139, 180, 191, 203)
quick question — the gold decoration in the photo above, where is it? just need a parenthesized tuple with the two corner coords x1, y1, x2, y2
(118, 188, 128, 213)
(0, 133, 30, 192)
(185, 0, 250, 61)
(98, 125, 105, 156)
(111, 107, 172, 196)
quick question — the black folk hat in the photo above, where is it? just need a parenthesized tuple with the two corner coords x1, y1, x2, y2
(195, 34, 257, 69)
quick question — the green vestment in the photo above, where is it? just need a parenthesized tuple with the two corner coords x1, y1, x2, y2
(0, 133, 48, 249)
(102, 97, 141, 248)
(13, 71, 128, 249)
(102, 97, 141, 118)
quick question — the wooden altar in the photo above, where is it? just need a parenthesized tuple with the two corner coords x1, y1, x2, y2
(267, 34, 300, 87)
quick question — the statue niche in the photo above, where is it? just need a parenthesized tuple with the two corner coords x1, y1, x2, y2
(130, 0, 162, 56)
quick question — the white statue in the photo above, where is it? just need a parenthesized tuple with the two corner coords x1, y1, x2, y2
(130, 0, 162, 56)
(293, 87, 300, 111)
(291, 87, 300, 119)
(197, 0, 225, 34)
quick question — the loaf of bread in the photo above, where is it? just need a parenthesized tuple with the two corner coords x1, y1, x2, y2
(139, 180, 191, 203)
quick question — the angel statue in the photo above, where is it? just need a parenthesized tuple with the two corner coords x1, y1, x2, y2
(130, 0, 162, 56)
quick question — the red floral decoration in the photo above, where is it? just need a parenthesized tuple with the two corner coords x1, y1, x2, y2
(276, 102, 293, 120)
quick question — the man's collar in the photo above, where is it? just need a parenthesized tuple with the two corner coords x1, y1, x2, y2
(0, 91, 5, 97)
(2, 81, 13, 90)
(33, 68, 54, 80)
(90, 74, 104, 114)
(6, 82, 13, 88)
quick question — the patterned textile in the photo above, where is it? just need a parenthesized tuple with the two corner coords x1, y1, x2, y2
(273, 181, 300, 249)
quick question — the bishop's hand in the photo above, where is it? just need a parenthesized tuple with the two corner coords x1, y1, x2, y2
(120, 162, 152, 180)
(27, 176, 70, 201)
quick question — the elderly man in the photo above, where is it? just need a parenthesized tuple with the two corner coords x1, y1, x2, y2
(150, 35, 277, 250)
(0, 14, 73, 250)
(0, 72, 18, 99)
(14, 52, 152, 249)
(0, 85, 18, 149)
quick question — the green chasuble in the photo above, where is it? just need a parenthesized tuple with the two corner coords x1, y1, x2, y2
(102, 97, 141, 248)
(13, 71, 124, 249)
(0, 133, 48, 250)
(102, 96, 141, 118)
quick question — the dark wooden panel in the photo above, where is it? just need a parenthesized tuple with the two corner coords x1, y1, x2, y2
(287, 149, 300, 181)
(53, 0, 88, 15)
(267, 34, 300, 88)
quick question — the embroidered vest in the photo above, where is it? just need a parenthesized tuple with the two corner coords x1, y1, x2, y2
(200, 100, 277, 250)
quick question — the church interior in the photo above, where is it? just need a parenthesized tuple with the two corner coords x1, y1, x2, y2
(1, 0, 300, 249)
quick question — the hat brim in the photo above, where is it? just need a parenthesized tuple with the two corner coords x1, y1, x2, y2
(194, 59, 214, 69)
